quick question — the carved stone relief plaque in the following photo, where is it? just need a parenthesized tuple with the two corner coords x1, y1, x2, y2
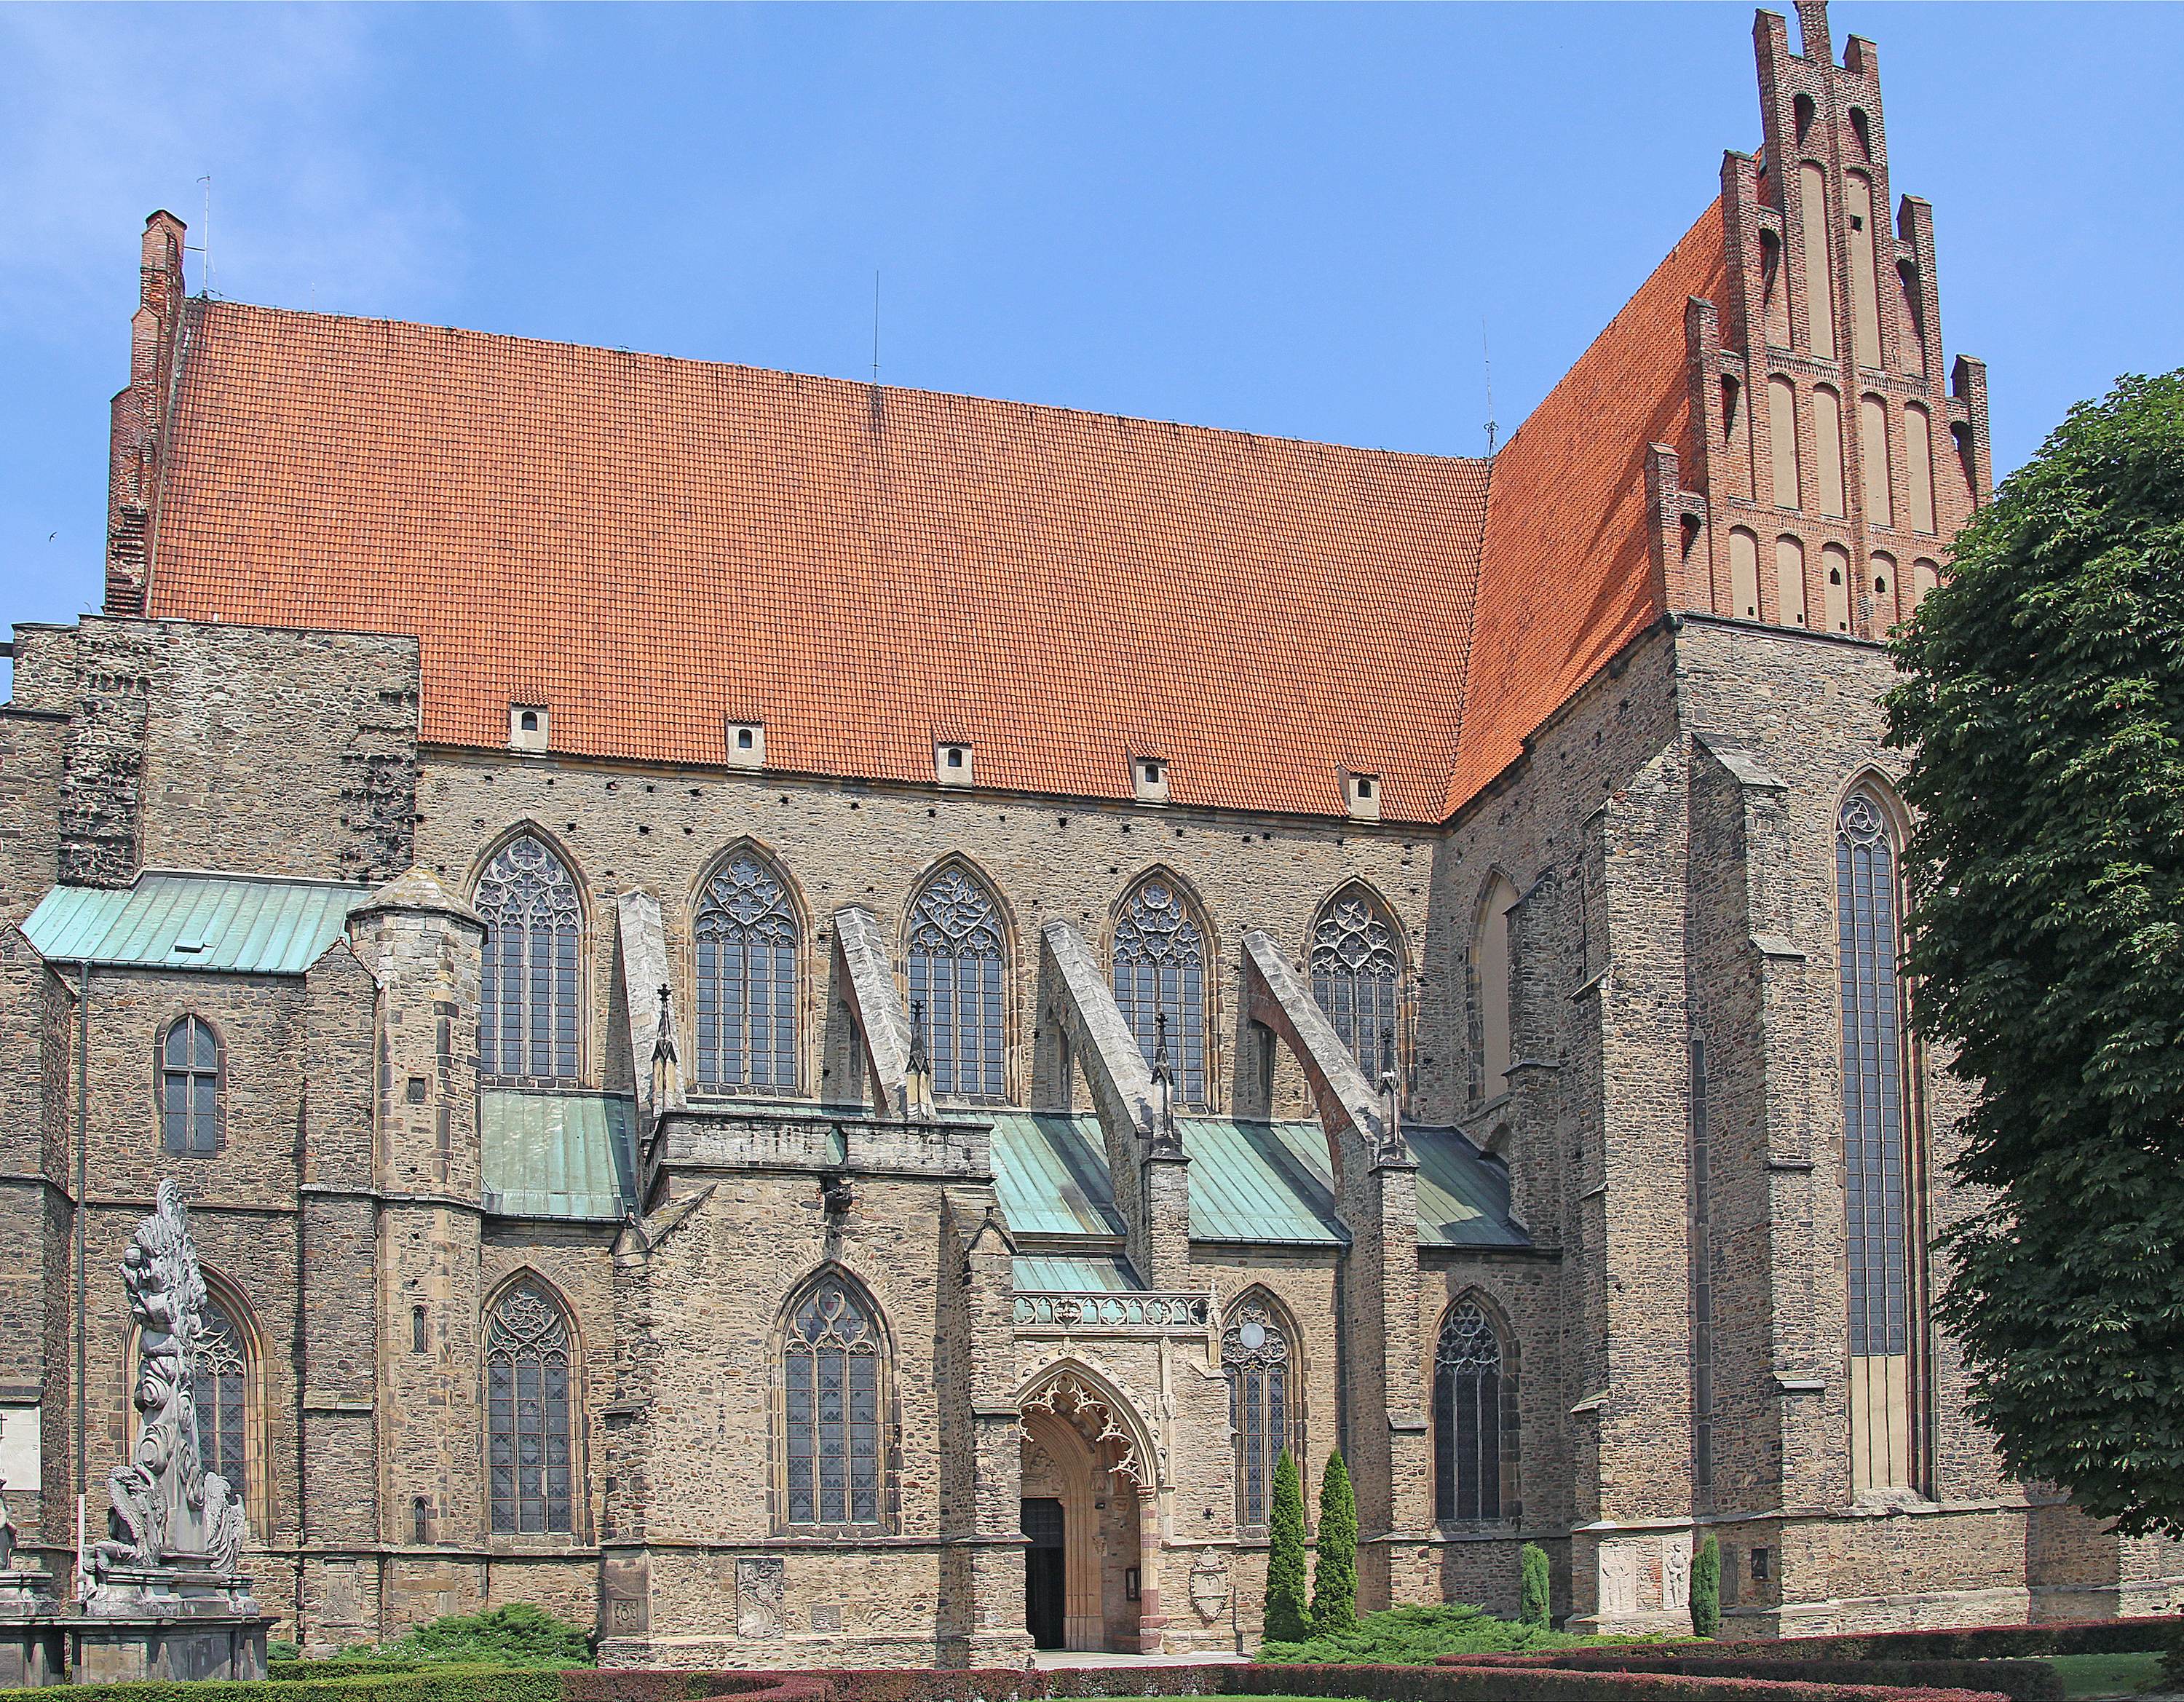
(1188, 1547, 1230, 1623)
(735, 1556, 785, 1639)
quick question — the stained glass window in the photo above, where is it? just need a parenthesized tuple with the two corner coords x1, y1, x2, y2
(694, 852, 799, 1091)
(1310, 889, 1401, 1083)
(159, 1016, 221, 1155)
(783, 1275, 883, 1526)
(486, 1279, 574, 1535)
(191, 1291, 248, 1497)
(1433, 1302, 1503, 1522)
(1112, 877, 1208, 1107)
(476, 834, 582, 1081)
(1839, 790, 1908, 1361)
(906, 866, 1007, 1101)
(1223, 1297, 1292, 1528)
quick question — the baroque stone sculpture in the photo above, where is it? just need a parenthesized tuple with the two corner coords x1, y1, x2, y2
(87, 1180, 250, 1601)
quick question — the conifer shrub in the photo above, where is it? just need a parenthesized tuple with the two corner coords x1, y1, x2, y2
(1309, 1447, 1358, 1637)
(1520, 1543, 1551, 1630)
(1689, 1535, 1721, 1639)
(1265, 1446, 1310, 1643)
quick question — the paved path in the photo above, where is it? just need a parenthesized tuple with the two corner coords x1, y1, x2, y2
(1031, 1648, 1249, 1669)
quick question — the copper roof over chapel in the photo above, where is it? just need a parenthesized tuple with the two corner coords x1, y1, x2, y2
(133, 203, 1722, 824)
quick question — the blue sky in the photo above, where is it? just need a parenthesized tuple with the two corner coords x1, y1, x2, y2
(3, 2, 2179, 639)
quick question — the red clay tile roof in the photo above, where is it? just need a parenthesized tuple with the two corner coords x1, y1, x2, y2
(141, 200, 1722, 826)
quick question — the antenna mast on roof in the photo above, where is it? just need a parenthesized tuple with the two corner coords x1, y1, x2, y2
(1482, 319, 1498, 456)
(872, 269, 881, 386)
(194, 175, 214, 299)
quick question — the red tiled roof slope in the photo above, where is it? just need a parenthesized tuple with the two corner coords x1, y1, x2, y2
(147, 306, 1489, 822)
(142, 199, 1725, 826)
(1452, 198, 1728, 813)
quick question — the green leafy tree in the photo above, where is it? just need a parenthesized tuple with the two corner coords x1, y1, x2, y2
(1886, 368, 2184, 1535)
(1519, 1542, 1551, 1629)
(1688, 1535, 1720, 1638)
(1310, 1447, 1358, 1636)
(1263, 1447, 1310, 1642)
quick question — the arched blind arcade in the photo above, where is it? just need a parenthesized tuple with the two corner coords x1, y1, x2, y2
(1223, 1297, 1293, 1529)
(1311, 889, 1401, 1083)
(1433, 1302, 1504, 1522)
(1112, 877, 1208, 1107)
(476, 835, 582, 1081)
(486, 1280, 576, 1535)
(783, 1276, 884, 1527)
(1838, 789, 1917, 1490)
(694, 852, 799, 1091)
(906, 867, 1008, 1101)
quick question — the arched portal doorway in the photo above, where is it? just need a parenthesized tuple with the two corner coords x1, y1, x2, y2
(1018, 1372, 1159, 1652)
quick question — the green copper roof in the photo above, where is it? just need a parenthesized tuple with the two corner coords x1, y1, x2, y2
(1013, 1254, 1142, 1292)
(988, 1109, 1524, 1250)
(23, 872, 369, 975)
(1179, 1117, 1348, 1246)
(481, 1090, 638, 1221)
(988, 1112, 1125, 1238)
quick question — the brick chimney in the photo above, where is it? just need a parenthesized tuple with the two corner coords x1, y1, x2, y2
(104, 210, 188, 617)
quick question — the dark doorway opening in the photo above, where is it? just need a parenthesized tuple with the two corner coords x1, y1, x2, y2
(1022, 1497, 1065, 1649)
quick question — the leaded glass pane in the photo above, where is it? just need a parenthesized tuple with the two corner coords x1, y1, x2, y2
(1223, 1298, 1293, 1528)
(190, 1294, 250, 1500)
(1433, 1302, 1504, 1522)
(1112, 878, 1209, 1106)
(1839, 792, 1911, 1360)
(906, 868, 1007, 1100)
(475, 834, 582, 1081)
(694, 852, 801, 1091)
(782, 1276, 884, 1527)
(160, 1018, 221, 1156)
(1310, 890, 1402, 1082)
(485, 1279, 576, 1535)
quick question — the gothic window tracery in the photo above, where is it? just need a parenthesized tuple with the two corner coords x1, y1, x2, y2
(475, 834, 582, 1082)
(782, 1275, 884, 1527)
(1111, 876, 1208, 1107)
(906, 866, 1007, 1101)
(191, 1291, 249, 1503)
(1838, 787, 1918, 1490)
(1223, 1296, 1294, 1528)
(1433, 1300, 1505, 1522)
(486, 1279, 575, 1535)
(1310, 888, 1402, 1083)
(694, 851, 799, 1091)
(159, 1016, 222, 1155)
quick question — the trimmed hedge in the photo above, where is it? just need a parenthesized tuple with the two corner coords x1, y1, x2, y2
(1709, 1619, 2184, 1661)
(1432, 1654, 2058, 1702)
(1, 1662, 567, 1702)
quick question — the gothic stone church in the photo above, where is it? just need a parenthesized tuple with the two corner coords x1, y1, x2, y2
(2, 2, 2175, 1667)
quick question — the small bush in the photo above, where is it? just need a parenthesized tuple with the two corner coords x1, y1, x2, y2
(383, 1604, 595, 1668)
(1310, 1448, 1358, 1637)
(1690, 1536, 1721, 1639)
(1265, 1446, 1310, 1643)
(1262, 1602, 1608, 1665)
(1520, 1544, 1552, 1631)
(2159, 1626, 2184, 1692)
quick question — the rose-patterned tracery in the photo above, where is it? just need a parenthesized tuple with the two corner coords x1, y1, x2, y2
(1112, 876, 1208, 1106)
(1311, 888, 1402, 1083)
(694, 852, 799, 1091)
(475, 834, 582, 1081)
(906, 866, 1008, 1100)
(1223, 1297, 1294, 1527)
(486, 1280, 574, 1535)
(783, 1275, 885, 1526)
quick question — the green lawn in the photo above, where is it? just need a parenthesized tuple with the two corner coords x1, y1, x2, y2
(2046, 1652, 2168, 1699)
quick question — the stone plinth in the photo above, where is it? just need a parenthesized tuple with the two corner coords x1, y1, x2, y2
(0, 1569, 63, 1687)
(67, 1569, 269, 1685)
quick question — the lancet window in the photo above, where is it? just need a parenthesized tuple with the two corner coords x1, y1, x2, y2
(906, 866, 1008, 1100)
(1838, 788, 1918, 1490)
(159, 1015, 223, 1155)
(1310, 887, 1402, 1083)
(475, 834, 582, 1081)
(191, 1290, 250, 1500)
(486, 1279, 575, 1535)
(1223, 1295, 1294, 1529)
(694, 850, 800, 1091)
(1111, 876, 1208, 1107)
(1433, 1300, 1505, 1522)
(782, 1275, 885, 1527)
